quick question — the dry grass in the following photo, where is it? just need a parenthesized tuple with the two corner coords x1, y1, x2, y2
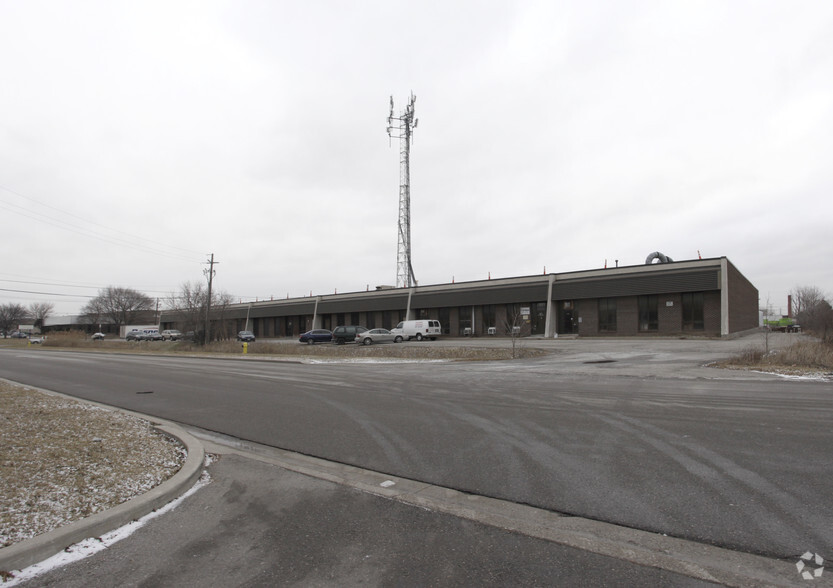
(719, 340, 833, 377)
(31, 331, 546, 361)
(183, 339, 545, 361)
(39, 330, 101, 347)
(0, 382, 185, 549)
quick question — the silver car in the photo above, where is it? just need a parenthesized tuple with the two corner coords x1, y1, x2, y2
(355, 328, 398, 345)
(161, 329, 182, 341)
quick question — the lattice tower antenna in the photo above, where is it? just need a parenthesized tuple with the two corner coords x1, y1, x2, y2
(387, 93, 418, 288)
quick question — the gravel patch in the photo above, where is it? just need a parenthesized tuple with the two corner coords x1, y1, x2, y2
(0, 381, 185, 549)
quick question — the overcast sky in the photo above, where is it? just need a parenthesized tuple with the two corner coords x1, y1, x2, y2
(2, 0, 831, 317)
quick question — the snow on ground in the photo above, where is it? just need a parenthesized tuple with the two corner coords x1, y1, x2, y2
(1, 462, 213, 586)
(0, 381, 186, 549)
(759, 371, 833, 382)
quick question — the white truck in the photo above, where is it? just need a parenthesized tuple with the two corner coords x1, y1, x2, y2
(390, 320, 442, 341)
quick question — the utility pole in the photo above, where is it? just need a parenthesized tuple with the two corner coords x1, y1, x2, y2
(387, 93, 418, 288)
(203, 253, 218, 345)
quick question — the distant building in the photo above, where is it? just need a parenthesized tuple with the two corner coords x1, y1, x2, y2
(160, 256, 758, 339)
(43, 311, 157, 336)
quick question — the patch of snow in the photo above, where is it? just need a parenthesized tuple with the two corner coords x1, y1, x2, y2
(756, 371, 833, 382)
(2, 471, 211, 586)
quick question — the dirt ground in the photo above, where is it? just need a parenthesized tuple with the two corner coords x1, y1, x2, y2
(0, 381, 185, 550)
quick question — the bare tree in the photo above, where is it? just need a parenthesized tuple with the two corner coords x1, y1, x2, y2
(791, 285, 833, 342)
(213, 291, 237, 341)
(28, 302, 55, 331)
(791, 286, 825, 317)
(0, 303, 30, 337)
(165, 281, 208, 340)
(503, 305, 531, 359)
(795, 295, 833, 343)
(81, 286, 154, 329)
(166, 282, 234, 343)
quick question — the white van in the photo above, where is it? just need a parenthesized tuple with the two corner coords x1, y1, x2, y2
(391, 320, 442, 341)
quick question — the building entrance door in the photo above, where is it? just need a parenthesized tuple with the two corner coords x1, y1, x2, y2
(558, 301, 577, 334)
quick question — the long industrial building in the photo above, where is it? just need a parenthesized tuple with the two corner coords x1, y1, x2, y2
(159, 256, 759, 339)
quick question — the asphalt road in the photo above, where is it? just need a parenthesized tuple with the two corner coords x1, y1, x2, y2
(1, 336, 831, 562)
(18, 454, 718, 587)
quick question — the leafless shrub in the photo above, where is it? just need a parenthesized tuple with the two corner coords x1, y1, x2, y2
(723, 340, 833, 371)
(771, 340, 833, 370)
(731, 345, 766, 365)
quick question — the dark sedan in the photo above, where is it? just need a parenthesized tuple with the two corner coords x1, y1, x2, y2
(237, 331, 256, 342)
(299, 329, 333, 344)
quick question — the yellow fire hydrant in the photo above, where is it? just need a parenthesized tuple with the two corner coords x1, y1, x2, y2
(242, 342, 248, 354)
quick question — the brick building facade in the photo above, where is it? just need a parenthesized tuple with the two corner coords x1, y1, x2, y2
(160, 257, 759, 339)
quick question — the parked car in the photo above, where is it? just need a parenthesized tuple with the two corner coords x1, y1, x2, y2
(29, 335, 44, 344)
(356, 328, 397, 345)
(161, 329, 182, 341)
(9, 331, 29, 339)
(390, 320, 442, 341)
(125, 330, 141, 341)
(92, 332, 105, 340)
(299, 329, 333, 344)
(237, 330, 256, 342)
(331, 325, 367, 345)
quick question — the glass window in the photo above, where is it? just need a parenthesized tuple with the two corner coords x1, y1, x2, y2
(482, 305, 496, 330)
(531, 302, 546, 335)
(458, 306, 473, 336)
(638, 295, 658, 331)
(439, 308, 450, 335)
(682, 292, 704, 330)
(598, 298, 617, 332)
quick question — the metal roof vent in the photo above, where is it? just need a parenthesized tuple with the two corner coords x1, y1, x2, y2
(645, 251, 674, 264)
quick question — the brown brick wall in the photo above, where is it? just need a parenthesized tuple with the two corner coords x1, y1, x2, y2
(658, 294, 681, 332)
(577, 299, 596, 336)
(703, 291, 721, 335)
(617, 297, 639, 335)
(574, 292, 722, 336)
(727, 261, 759, 332)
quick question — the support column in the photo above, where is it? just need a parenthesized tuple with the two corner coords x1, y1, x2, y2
(405, 287, 415, 321)
(312, 297, 321, 329)
(544, 274, 557, 338)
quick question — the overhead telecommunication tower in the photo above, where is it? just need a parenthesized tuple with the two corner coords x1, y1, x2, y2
(387, 93, 418, 288)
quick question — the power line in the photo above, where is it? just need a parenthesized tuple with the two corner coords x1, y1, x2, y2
(0, 183, 206, 263)
(0, 287, 94, 298)
(0, 278, 102, 290)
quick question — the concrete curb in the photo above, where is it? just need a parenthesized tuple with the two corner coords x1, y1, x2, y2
(193, 429, 822, 588)
(0, 422, 204, 573)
